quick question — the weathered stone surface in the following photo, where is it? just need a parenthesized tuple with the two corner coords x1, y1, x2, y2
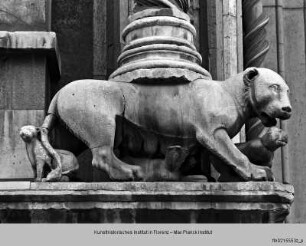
(0, 54, 46, 110)
(0, 110, 45, 180)
(130, 7, 190, 22)
(0, 31, 61, 180)
(212, 127, 289, 182)
(110, 63, 210, 83)
(110, 10, 211, 82)
(262, 1, 306, 223)
(118, 44, 202, 66)
(0, 182, 294, 223)
(20, 125, 80, 182)
(93, 0, 107, 80)
(0, 31, 56, 49)
(122, 16, 196, 43)
(0, 181, 30, 190)
(134, 0, 191, 14)
(37, 68, 291, 183)
(0, 0, 50, 31)
(0, 31, 60, 81)
(51, 0, 93, 88)
(282, 4, 306, 223)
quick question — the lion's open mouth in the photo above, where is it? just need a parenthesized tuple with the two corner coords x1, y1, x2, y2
(259, 112, 277, 127)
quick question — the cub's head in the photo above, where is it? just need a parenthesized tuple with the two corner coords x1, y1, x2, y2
(261, 127, 288, 151)
(20, 125, 40, 143)
(244, 67, 292, 127)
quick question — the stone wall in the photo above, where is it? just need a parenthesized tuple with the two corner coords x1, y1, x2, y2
(0, 0, 60, 180)
(0, 31, 60, 180)
(51, 0, 93, 91)
(0, 0, 51, 31)
(262, 0, 306, 223)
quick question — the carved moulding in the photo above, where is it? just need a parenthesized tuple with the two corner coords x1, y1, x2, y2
(134, 0, 191, 13)
(0, 182, 294, 223)
(109, 6, 211, 83)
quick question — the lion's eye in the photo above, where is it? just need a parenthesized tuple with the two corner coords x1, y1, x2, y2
(270, 84, 281, 92)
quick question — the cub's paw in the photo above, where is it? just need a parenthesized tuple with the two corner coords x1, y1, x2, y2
(45, 169, 62, 182)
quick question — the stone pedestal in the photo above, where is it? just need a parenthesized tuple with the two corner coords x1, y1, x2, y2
(0, 182, 293, 223)
(109, 8, 211, 83)
(0, 31, 60, 180)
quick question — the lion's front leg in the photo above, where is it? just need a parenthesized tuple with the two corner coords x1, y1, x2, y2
(196, 128, 274, 181)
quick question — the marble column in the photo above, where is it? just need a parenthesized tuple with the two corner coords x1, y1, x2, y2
(206, 0, 243, 142)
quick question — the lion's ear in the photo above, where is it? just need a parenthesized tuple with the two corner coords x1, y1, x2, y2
(36, 127, 42, 139)
(244, 68, 259, 86)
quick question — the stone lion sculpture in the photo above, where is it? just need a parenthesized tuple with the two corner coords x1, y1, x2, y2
(211, 126, 288, 182)
(239, 126, 288, 168)
(123, 145, 189, 181)
(20, 125, 79, 181)
(35, 67, 291, 182)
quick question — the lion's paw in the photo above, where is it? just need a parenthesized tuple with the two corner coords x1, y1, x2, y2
(251, 165, 274, 181)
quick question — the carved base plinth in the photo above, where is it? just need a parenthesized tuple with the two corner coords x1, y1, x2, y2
(109, 8, 211, 82)
(0, 182, 293, 223)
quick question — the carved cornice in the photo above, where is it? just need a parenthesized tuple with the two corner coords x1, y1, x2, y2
(0, 182, 294, 223)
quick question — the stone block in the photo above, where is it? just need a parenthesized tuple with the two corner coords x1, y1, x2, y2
(0, 110, 45, 180)
(0, 182, 30, 190)
(0, 31, 60, 180)
(0, 0, 51, 31)
(0, 31, 61, 82)
(0, 54, 46, 110)
(109, 9, 211, 83)
(0, 182, 294, 223)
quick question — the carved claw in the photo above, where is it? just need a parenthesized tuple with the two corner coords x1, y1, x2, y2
(251, 165, 274, 181)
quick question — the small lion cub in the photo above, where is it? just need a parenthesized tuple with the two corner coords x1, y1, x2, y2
(20, 125, 79, 182)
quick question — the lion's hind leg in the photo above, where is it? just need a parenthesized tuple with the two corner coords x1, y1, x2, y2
(91, 146, 143, 181)
(90, 116, 143, 181)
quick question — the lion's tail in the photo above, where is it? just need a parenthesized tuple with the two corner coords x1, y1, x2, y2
(40, 92, 62, 180)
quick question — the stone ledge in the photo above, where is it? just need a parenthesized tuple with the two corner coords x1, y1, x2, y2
(0, 182, 294, 223)
(0, 181, 294, 203)
(0, 31, 61, 81)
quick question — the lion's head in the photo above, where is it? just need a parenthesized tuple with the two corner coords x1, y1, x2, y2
(20, 125, 40, 143)
(244, 67, 292, 127)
